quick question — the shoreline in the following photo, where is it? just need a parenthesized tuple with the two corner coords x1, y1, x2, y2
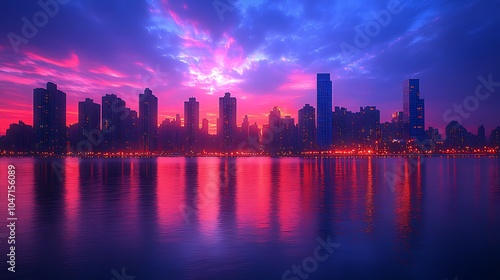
(1, 154, 499, 159)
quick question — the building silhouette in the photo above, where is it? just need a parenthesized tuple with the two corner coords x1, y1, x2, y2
(403, 79, 425, 140)
(316, 73, 333, 149)
(123, 108, 140, 151)
(184, 97, 199, 152)
(139, 88, 158, 152)
(78, 98, 100, 146)
(333, 107, 354, 147)
(1, 121, 34, 152)
(102, 94, 126, 152)
(298, 104, 316, 151)
(218, 92, 237, 152)
(159, 114, 183, 153)
(359, 106, 380, 143)
(478, 125, 486, 147)
(33, 82, 66, 153)
(490, 127, 500, 147)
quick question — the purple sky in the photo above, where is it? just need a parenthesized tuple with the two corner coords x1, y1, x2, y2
(1, 0, 499, 135)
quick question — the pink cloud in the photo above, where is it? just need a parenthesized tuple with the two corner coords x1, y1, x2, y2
(23, 51, 80, 68)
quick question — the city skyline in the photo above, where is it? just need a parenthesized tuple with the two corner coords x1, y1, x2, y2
(1, 77, 499, 155)
(1, 0, 500, 136)
(2, 75, 500, 139)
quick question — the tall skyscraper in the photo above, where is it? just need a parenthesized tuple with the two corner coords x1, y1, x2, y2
(184, 97, 200, 151)
(359, 106, 381, 143)
(317, 73, 333, 149)
(201, 118, 209, 136)
(139, 88, 158, 152)
(491, 127, 500, 147)
(403, 79, 425, 140)
(218, 92, 237, 151)
(102, 94, 126, 152)
(33, 82, 66, 153)
(298, 104, 316, 151)
(123, 108, 139, 151)
(478, 125, 486, 147)
(267, 106, 282, 152)
(78, 98, 100, 145)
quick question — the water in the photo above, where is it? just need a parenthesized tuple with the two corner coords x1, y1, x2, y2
(0, 157, 499, 280)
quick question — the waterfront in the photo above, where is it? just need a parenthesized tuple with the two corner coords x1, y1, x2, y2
(0, 157, 499, 279)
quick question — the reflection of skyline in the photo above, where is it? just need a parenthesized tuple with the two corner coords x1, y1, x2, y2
(5, 157, 499, 279)
(27, 157, 429, 248)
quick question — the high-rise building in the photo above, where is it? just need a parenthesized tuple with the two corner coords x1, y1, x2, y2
(359, 106, 380, 143)
(298, 104, 316, 151)
(317, 73, 333, 149)
(333, 106, 354, 146)
(123, 108, 139, 151)
(78, 98, 100, 145)
(218, 92, 237, 151)
(477, 125, 486, 147)
(490, 127, 500, 147)
(139, 88, 158, 152)
(403, 79, 425, 140)
(201, 118, 209, 136)
(102, 94, 126, 152)
(33, 82, 66, 153)
(281, 115, 297, 153)
(184, 97, 199, 151)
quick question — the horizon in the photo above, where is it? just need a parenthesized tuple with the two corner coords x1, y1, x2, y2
(1, 0, 500, 136)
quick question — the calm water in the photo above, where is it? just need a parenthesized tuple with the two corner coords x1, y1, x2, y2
(0, 157, 499, 280)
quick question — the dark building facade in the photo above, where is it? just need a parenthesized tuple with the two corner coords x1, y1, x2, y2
(102, 94, 126, 152)
(33, 82, 66, 153)
(139, 88, 158, 152)
(1, 121, 34, 152)
(491, 127, 500, 147)
(78, 98, 100, 146)
(184, 97, 199, 152)
(403, 79, 425, 140)
(218, 92, 237, 152)
(298, 104, 316, 151)
(359, 106, 380, 144)
(316, 73, 333, 149)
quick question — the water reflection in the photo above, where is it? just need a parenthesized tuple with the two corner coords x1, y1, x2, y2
(2, 157, 499, 280)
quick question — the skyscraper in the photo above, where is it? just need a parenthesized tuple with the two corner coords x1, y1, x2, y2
(298, 104, 316, 151)
(218, 92, 237, 151)
(184, 97, 199, 151)
(102, 94, 126, 152)
(317, 73, 333, 150)
(33, 82, 66, 153)
(359, 106, 381, 143)
(78, 98, 100, 145)
(403, 79, 425, 140)
(478, 125, 486, 147)
(139, 88, 158, 152)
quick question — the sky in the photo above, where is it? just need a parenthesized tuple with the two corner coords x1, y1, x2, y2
(1, 0, 500, 136)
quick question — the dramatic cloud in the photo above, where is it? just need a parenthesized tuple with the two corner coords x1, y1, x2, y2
(1, 0, 499, 135)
